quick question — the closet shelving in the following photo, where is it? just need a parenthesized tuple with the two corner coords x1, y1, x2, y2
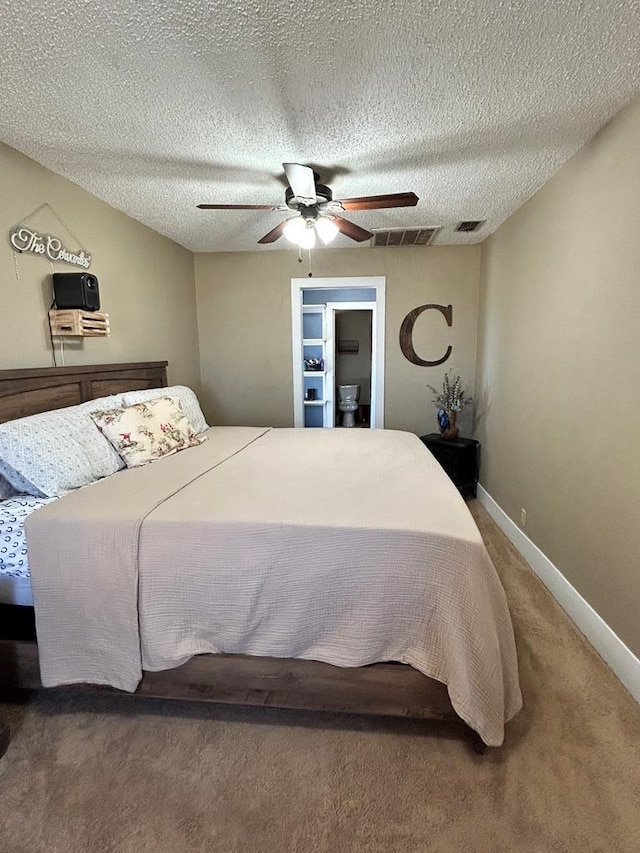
(302, 305, 331, 427)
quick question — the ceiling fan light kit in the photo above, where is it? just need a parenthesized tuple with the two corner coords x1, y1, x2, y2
(198, 163, 419, 247)
(284, 212, 340, 249)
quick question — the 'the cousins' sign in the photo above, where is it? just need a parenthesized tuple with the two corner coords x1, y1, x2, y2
(9, 226, 92, 269)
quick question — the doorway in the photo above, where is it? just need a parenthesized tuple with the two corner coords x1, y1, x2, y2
(331, 306, 373, 427)
(291, 277, 385, 428)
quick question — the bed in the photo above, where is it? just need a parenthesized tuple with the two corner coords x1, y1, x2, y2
(0, 362, 521, 751)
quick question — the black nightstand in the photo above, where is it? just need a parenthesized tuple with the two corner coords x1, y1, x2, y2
(419, 433, 480, 499)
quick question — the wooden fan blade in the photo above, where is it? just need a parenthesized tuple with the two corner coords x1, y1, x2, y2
(334, 216, 374, 242)
(283, 163, 317, 205)
(258, 220, 288, 244)
(337, 192, 419, 211)
(197, 203, 277, 210)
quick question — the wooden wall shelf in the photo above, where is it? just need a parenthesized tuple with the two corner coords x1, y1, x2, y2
(49, 309, 110, 337)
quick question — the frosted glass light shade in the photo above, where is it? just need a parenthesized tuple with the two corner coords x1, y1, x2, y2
(284, 216, 316, 248)
(298, 225, 316, 249)
(283, 217, 306, 243)
(315, 217, 339, 244)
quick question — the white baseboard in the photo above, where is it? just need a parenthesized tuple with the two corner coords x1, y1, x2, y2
(477, 484, 640, 703)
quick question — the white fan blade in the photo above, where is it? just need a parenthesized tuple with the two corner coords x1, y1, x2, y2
(283, 163, 317, 206)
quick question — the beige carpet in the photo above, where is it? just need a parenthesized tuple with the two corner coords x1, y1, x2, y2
(0, 501, 638, 853)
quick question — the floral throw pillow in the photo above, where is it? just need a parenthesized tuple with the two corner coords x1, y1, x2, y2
(90, 397, 206, 469)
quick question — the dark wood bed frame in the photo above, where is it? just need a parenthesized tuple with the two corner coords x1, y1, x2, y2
(0, 362, 484, 752)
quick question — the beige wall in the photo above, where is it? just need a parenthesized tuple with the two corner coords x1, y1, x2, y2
(0, 143, 201, 390)
(475, 95, 640, 656)
(195, 245, 481, 434)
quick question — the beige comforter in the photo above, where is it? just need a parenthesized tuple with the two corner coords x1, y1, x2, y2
(26, 427, 522, 746)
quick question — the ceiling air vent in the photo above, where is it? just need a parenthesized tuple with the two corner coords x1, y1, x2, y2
(372, 227, 440, 247)
(455, 220, 485, 233)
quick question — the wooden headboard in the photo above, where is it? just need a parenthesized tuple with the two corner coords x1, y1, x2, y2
(0, 362, 168, 424)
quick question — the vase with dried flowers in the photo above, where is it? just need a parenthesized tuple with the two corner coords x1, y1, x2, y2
(426, 370, 473, 440)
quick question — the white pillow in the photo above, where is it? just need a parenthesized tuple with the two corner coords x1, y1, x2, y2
(0, 393, 126, 498)
(90, 397, 205, 468)
(0, 474, 19, 500)
(122, 386, 208, 435)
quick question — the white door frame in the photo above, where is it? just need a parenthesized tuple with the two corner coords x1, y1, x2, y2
(291, 276, 386, 428)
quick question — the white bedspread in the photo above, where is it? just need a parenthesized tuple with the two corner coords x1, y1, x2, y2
(26, 427, 522, 746)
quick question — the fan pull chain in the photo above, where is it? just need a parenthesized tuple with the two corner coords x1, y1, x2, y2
(307, 248, 313, 278)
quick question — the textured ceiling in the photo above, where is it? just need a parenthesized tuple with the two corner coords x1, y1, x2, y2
(1, 0, 640, 252)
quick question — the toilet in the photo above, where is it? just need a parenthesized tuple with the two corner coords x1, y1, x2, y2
(338, 384, 360, 427)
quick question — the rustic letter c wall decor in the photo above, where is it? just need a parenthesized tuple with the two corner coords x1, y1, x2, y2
(399, 304, 453, 366)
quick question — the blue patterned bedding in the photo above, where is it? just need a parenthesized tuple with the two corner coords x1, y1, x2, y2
(0, 495, 56, 579)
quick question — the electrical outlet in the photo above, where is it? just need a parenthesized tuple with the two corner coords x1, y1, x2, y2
(520, 508, 527, 528)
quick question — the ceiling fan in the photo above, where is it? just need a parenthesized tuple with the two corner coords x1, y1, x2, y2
(197, 163, 419, 248)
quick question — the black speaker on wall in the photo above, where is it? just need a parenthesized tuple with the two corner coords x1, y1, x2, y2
(52, 272, 100, 312)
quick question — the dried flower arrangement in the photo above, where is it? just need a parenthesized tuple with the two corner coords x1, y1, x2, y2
(426, 370, 473, 440)
(427, 370, 473, 414)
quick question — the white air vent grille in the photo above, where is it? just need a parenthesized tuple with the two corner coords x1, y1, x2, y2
(372, 227, 440, 247)
(455, 220, 485, 233)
